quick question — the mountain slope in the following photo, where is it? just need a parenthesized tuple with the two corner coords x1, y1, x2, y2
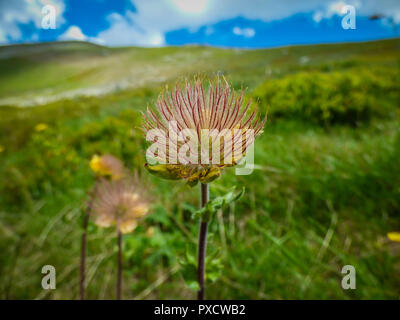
(0, 39, 399, 106)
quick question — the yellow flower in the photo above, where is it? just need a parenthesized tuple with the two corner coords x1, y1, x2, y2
(90, 154, 125, 180)
(90, 155, 106, 174)
(387, 232, 400, 242)
(0, 145, 4, 153)
(35, 123, 48, 132)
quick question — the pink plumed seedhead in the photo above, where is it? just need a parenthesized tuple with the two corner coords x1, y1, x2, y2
(91, 174, 150, 234)
(143, 76, 266, 186)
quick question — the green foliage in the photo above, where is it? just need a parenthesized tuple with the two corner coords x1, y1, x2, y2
(0, 39, 399, 299)
(178, 187, 243, 290)
(0, 102, 144, 208)
(194, 187, 244, 222)
(179, 244, 224, 291)
(254, 66, 400, 126)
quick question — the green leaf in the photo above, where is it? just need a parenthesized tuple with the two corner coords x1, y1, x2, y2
(187, 281, 200, 291)
(194, 187, 244, 222)
(179, 244, 199, 291)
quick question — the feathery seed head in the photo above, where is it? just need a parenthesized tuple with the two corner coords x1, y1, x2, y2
(91, 176, 150, 234)
(143, 76, 266, 185)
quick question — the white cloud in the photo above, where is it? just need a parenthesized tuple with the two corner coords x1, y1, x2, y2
(97, 11, 165, 47)
(96, 0, 400, 47)
(312, 11, 324, 23)
(233, 27, 255, 38)
(59, 26, 86, 41)
(171, 0, 209, 14)
(313, 1, 354, 22)
(0, 0, 65, 44)
(2, 0, 398, 46)
(97, 0, 324, 46)
(313, 0, 400, 23)
(59, 25, 105, 45)
(96, 0, 316, 46)
(357, 0, 400, 23)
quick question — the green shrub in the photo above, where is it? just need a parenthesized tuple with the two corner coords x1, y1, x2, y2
(253, 66, 400, 126)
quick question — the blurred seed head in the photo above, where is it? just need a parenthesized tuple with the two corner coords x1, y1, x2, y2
(91, 175, 150, 234)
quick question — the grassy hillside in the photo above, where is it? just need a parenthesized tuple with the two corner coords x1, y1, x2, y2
(1, 39, 399, 105)
(0, 39, 399, 299)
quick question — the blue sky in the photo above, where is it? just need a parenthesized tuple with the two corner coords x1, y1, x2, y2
(0, 0, 399, 48)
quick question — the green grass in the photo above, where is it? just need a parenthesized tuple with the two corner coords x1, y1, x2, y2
(0, 39, 399, 299)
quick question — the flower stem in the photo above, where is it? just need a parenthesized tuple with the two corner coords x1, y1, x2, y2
(117, 230, 122, 300)
(80, 208, 90, 300)
(197, 183, 209, 300)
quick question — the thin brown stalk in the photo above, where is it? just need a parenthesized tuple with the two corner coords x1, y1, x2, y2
(117, 230, 122, 300)
(197, 183, 209, 300)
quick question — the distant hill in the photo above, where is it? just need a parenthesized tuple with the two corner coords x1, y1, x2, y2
(0, 39, 399, 107)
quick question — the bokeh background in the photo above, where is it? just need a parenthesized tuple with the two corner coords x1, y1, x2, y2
(0, 0, 399, 299)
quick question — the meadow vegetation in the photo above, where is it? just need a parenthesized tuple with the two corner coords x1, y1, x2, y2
(0, 39, 399, 299)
